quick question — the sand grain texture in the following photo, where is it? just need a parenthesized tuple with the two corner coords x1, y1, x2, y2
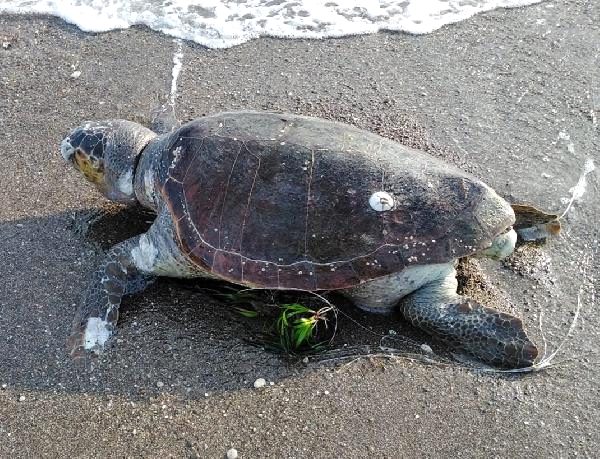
(0, 0, 598, 456)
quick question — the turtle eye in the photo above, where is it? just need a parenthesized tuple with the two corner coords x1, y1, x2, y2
(73, 148, 98, 170)
(73, 148, 85, 163)
(88, 154, 101, 166)
(73, 149, 89, 171)
(73, 148, 105, 184)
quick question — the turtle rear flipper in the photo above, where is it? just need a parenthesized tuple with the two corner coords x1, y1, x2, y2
(511, 203, 561, 243)
(400, 267, 538, 369)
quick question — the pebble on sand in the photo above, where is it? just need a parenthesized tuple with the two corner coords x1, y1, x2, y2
(253, 378, 266, 388)
(70, 70, 82, 79)
(19, 395, 26, 402)
(226, 447, 238, 459)
(420, 343, 433, 354)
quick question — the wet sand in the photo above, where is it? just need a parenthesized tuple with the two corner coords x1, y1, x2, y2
(0, 0, 599, 456)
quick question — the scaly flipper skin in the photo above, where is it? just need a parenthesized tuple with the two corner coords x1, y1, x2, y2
(68, 210, 203, 359)
(67, 235, 155, 359)
(400, 268, 538, 368)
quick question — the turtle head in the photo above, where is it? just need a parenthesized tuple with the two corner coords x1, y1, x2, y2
(61, 120, 156, 203)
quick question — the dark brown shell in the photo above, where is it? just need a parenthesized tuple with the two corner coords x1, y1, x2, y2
(161, 112, 514, 290)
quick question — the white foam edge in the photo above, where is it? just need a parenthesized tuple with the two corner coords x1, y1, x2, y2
(0, 0, 546, 49)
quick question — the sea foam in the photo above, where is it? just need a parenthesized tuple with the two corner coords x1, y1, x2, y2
(1, 0, 544, 48)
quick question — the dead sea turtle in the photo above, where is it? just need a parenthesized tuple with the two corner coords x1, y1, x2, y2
(61, 111, 538, 368)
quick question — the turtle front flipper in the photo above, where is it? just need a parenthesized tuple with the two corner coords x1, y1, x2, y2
(68, 210, 201, 359)
(68, 235, 156, 359)
(400, 268, 538, 369)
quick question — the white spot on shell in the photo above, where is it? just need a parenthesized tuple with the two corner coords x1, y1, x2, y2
(83, 317, 111, 351)
(369, 191, 394, 212)
(131, 234, 158, 272)
(117, 170, 134, 196)
(170, 146, 183, 170)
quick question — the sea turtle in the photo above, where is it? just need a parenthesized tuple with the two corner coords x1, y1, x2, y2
(61, 111, 539, 368)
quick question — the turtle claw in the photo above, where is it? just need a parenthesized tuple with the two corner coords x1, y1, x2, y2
(66, 329, 86, 361)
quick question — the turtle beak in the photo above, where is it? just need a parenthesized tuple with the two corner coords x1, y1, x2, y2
(61, 136, 76, 162)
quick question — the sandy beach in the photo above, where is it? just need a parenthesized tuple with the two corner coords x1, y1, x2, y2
(0, 0, 598, 456)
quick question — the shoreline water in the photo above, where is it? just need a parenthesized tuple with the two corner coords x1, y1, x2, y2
(0, 0, 546, 48)
(0, 1, 598, 456)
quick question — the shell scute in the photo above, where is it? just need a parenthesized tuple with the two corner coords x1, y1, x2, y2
(277, 261, 318, 291)
(312, 262, 359, 290)
(211, 250, 244, 282)
(240, 259, 280, 289)
(187, 239, 216, 272)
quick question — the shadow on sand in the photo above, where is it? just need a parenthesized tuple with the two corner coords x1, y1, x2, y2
(1, 205, 446, 399)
